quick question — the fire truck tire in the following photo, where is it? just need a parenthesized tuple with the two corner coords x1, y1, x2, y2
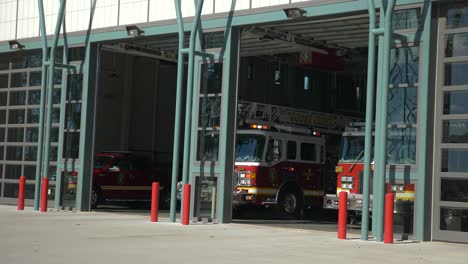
(277, 188, 303, 219)
(91, 186, 102, 209)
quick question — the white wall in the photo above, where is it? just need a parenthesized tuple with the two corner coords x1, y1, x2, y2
(0, 0, 314, 42)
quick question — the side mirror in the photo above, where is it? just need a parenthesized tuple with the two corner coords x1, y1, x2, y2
(108, 166, 120, 173)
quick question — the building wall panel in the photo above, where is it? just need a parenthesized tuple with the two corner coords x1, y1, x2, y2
(93, 0, 119, 29)
(252, 0, 289, 9)
(16, 0, 39, 39)
(119, 0, 149, 26)
(149, 0, 176, 22)
(0, 0, 17, 40)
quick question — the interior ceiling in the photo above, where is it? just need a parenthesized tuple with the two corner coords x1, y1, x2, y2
(107, 13, 372, 58)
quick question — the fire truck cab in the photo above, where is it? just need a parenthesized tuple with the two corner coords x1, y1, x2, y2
(323, 123, 415, 218)
(234, 126, 325, 218)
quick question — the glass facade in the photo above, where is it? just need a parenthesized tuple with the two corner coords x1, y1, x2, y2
(387, 46, 420, 165)
(0, 49, 83, 201)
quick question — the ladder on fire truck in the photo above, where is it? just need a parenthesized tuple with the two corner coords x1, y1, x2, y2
(237, 100, 362, 135)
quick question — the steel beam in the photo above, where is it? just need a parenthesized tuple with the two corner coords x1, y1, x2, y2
(170, 0, 186, 223)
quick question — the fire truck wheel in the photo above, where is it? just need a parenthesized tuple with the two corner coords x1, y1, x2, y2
(277, 189, 302, 219)
(91, 186, 102, 209)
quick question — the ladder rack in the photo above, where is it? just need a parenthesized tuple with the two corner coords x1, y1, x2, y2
(237, 100, 362, 135)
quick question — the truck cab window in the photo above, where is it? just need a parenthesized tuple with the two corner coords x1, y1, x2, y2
(287, 141, 296, 160)
(266, 139, 282, 162)
(301, 143, 316, 161)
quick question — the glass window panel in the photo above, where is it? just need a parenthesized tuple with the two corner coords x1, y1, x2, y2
(8, 109, 25, 124)
(68, 47, 85, 62)
(445, 33, 468, 57)
(0, 146, 4, 160)
(28, 90, 41, 105)
(9, 91, 26, 105)
(53, 88, 61, 104)
(440, 208, 468, 232)
(445, 62, 468, 86)
(198, 96, 221, 128)
(390, 46, 419, 86)
(52, 108, 60, 123)
(49, 146, 58, 161)
(10, 72, 28, 88)
(67, 74, 83, 101)
(27, 108, 39, 123)
(196, 131, 219, 162)
(0, 128, 5, 142)
(287, 141, 297, 160)
(6, 146, 23, 161)
(441, 149, 468, 172)
(300, 143, 316, 161)
(29, 52, 42, 68)
(26, 127, 38, 142)
(392, 9, 419, 30)
(388, 87, 417, 124)
(0, 56, 9, 70)
(29, 71, 42, 87)
(202, 32, 225, 49)
(447, 5, 468, 29)
(441, 179, 468, 203)
(443, 120, 468, 143)
(53, 69, 62, 85)
(11, 56, 29, 69)
(51, 127, 59, 142)
(0, 92, 7, 106)
(7, 128, 23, 142)
(200, 63, 223, 94)
(0, 74, 8, 88)
(24, 166, 36, 181)
(444, 91, 468, 114)
(0, 110, 6, 124)
(4, 164, 22, 179)
(63, 131, 80, 159)
(387, 127, 416, 164)
(65, 103, 81, 129)
(24, 146, 37, 161)
(4, 183, 36, 199)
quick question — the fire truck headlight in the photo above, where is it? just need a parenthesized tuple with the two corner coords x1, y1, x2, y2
(341, 183, 347, 189)
(341, 176, 347, 182)
(346, 176, 354, 182)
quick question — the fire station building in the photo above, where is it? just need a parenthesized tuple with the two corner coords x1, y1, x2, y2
(0, 0, 467, 243)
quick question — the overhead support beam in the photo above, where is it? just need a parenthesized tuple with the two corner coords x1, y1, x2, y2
(242, 26, 329, 55)
(101, 44, 178, 63)
(266, 13, 371, 29)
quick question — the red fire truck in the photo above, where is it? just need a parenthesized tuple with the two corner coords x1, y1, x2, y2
(322, 123, 415, 220)
(233, 101, 358, 218)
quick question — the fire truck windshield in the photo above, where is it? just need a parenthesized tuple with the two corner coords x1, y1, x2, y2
(340, 136, 366, 162)
(235, 134, 266, 162)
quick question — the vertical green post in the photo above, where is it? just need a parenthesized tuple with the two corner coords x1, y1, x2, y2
(362, 0, 377, 240)
(416, 1, 432, 241)
(180, 0, 205, 221)
(372, 7, 385, 237)
(34, 0, 48, 211)
(170, 0, 185, 223)
(42, 0, 66, 193)
(373, 0, 396, 242)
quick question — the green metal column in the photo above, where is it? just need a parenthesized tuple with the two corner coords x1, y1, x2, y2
(362, 0, 377, 240)
(180, 0, 205, 221)
(373, 0, 396, 242)
(416, 1, 432, 241)
(42, 0, 67, 193)
(169, 0, 186, 223)
(34, 0, 48, 211)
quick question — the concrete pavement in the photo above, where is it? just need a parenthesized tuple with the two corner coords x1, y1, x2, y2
(1, 205, 467, 264)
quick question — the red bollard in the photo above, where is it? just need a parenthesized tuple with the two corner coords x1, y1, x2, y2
(18, 176, 26, 210)
(384, 192, 396, 244)
(151, 182, 160, 222)
(40, 177, 49, 213)
(181, 184, 191, 225)
(338, 191, 348, 239)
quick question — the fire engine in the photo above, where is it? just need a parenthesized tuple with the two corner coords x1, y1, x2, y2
(322, 123, 415, 220)
(233, 101, 359, 218)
